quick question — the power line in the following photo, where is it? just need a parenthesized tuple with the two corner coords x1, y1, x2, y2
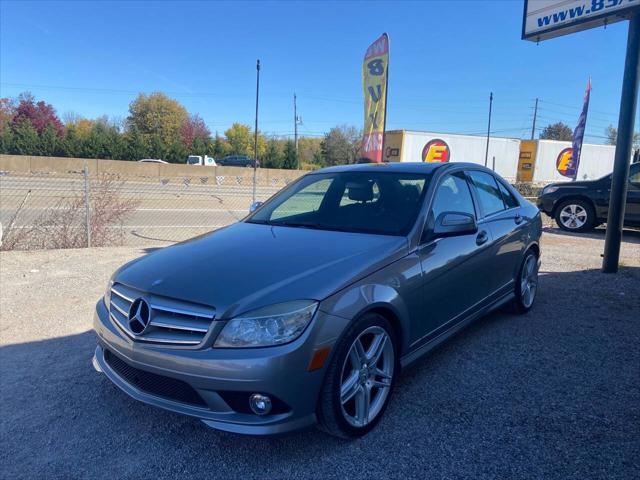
(2, 81, 622, 119)
(0, 82, 233, 98)
(1, 81, 533, 112)
(538, 99, 618, 117)
(2, 81, 622, 143)
(535, 107, 617, 125)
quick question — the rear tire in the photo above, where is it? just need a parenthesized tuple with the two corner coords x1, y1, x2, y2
(512, 250, 539, 314)
(316, 313, 397, 439)
(554, 199, 596, 232)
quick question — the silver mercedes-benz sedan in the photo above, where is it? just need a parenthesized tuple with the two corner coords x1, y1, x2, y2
(93, 162, 541, 438)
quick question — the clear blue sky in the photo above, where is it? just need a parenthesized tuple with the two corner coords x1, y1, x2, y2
(0, 0, 635, 143)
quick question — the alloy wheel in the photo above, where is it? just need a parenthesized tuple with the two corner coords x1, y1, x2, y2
(520, 255, 538, 308)
(559, 204, 588, 229)
(339, 326, 394, 428)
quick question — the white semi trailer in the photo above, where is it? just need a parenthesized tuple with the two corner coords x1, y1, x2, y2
(383, 130, 522, 182)
(383, 129, 618, 183)
(518, 139, 616, 183)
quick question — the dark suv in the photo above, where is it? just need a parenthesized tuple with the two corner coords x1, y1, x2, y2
(537, 162, 640, 232)
(218, 155, 259, 168)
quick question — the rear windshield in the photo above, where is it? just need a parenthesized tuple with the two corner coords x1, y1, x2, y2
(247, 171, 432, 236)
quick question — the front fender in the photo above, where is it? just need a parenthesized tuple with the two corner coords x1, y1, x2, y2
(319, 282, 413, 355)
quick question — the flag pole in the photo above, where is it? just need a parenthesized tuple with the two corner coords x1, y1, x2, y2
(252, 59, 260, 203)
(484, 92, 493, 167)
(380, 33, 389, 163)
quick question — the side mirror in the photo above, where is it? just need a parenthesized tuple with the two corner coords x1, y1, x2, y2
(433, 212, 477, 238)
(249, 201, 264, 213)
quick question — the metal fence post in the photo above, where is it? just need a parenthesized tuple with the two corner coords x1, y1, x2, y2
(83, 164, 91, 248)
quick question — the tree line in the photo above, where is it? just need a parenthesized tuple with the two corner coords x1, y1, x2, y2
(0, 92, 363, 169)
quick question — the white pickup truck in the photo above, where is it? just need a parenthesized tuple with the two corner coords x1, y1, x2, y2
(187, 155, 217, 166)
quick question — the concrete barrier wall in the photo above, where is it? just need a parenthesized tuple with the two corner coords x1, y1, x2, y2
(0, 155, 307, 184)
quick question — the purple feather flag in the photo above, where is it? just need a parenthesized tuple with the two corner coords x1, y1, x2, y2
(570, 78, 592, 180)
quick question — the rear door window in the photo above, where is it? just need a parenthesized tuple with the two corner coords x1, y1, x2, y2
(497, 180, 520, 209)
(467, 171, 506, 217)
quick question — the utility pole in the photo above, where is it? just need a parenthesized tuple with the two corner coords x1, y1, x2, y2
(531, 97, 539, 140)
(252, 59, 260, 203)
(294, 93, 299, 169)
(602, 15, 640, 273)
(83, 163, 91, 248)
(484, 92, 493, 167)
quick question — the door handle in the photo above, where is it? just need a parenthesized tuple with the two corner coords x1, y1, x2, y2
(476, 230, 489, 246)
(514, 214, 524, 225)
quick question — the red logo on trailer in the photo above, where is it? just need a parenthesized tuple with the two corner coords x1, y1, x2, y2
(422, 139, 450, 163)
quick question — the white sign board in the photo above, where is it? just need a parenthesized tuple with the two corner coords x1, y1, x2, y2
(523, 0, 640, 41)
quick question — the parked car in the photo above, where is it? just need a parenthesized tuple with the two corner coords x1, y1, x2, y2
(537, 162, 640, 232)
(217, 155, 259, 168)
(93, 162, 541, 438)
(138, 158, 168, 164)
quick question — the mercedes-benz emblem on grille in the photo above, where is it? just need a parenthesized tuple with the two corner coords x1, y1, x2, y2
(128, 298, 151, 334)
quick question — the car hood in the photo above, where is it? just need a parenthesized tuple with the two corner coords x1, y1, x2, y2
(114, 222, 408, 318)
(546, 178, 607, 190)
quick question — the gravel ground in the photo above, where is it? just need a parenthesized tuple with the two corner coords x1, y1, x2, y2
(1, 227, 639, 479)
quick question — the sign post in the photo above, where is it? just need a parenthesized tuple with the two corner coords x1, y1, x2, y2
(253, 59, 260, 204)
(522, 0, 640, 273)
(602, 15, 640, 272)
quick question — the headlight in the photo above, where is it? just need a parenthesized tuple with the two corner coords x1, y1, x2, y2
(214, 300, 318, 348)
(542, 185, 559, 195)
(104, 279, 114, 310)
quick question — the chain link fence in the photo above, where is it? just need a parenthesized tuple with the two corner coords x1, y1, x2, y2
(0, 157, 550, 251)
(0, 166, 303, 250)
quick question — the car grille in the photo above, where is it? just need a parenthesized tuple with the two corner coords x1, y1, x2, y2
(104, 349, 207, 407)
(109, 282, 216, 346)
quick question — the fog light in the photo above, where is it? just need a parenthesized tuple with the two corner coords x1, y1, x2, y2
(249, 394, 272, 415)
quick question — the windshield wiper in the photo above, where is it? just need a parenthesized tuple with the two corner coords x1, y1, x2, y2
(268, 221, 326, 230)
(247, 219, 321, 229)
(252, 220, 389, 235)
(316, 225, 375, 234)
(270, 222, 379, 234)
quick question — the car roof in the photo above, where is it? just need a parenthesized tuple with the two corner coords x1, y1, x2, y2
(312, 161, 488, 175)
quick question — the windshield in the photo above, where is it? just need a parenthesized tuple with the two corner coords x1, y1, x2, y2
(247, 171, 431, 236)
(596, 163, 639, 181)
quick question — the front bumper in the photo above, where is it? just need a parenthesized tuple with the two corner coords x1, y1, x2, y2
(536, 195, 556, 216)
(93, 299, 349, 435)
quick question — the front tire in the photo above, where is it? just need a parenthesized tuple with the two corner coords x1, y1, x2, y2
(554, 199, 596, 232)
(316, 313, 397, 438)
